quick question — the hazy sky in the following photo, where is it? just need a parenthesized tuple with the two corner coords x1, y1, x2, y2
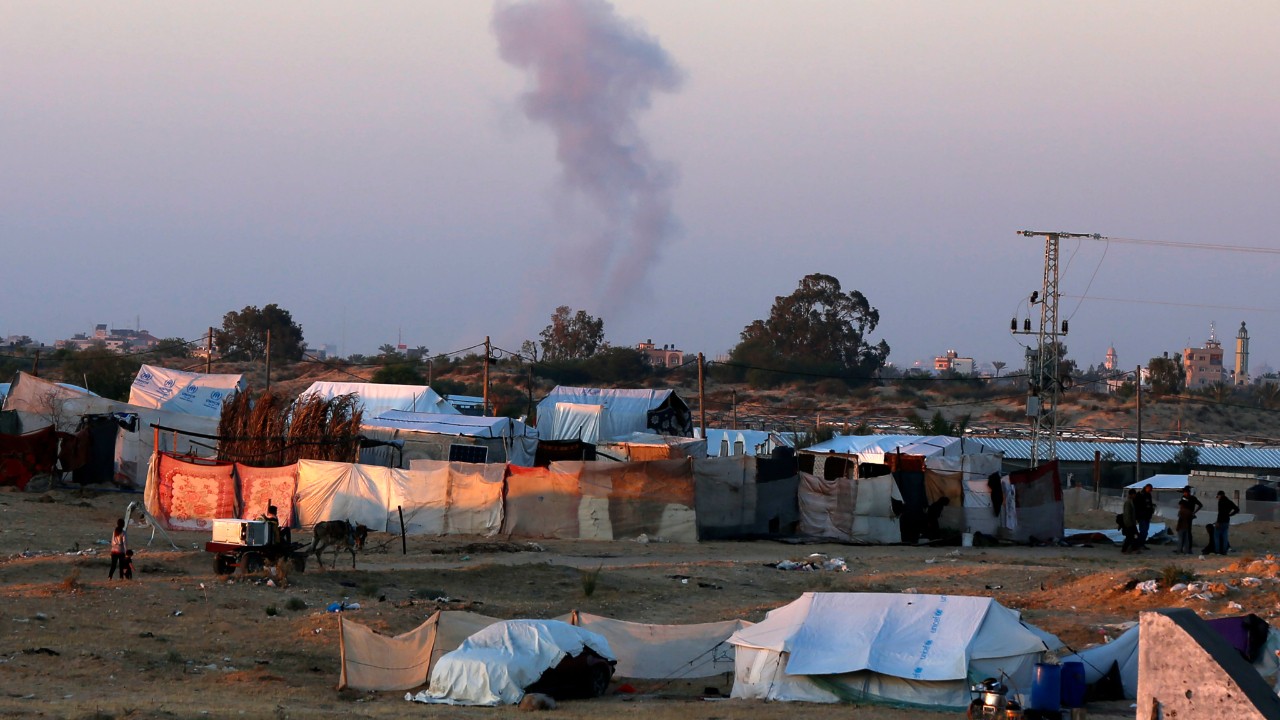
(5, 2, 1280, 375)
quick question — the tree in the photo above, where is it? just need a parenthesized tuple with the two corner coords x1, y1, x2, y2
(215, 304, 305, 361)
(520, 339, 540, 362)
(539, 306, 605, 361)
(60, 343, 140, 401)
(371, 363, 425, 385)
(992, 361, 1007, 378)
(151, 337, 192, 359)
(1171, 445, 1200, 473)
(731, 273, 889, 387)
(907, 410, 970, 437)
(1147, 354, 1184, 397)
(376, 344, 402, 364)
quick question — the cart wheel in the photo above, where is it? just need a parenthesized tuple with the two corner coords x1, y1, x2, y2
(214, 553, 235, 575)
(242, 551, 263, 573)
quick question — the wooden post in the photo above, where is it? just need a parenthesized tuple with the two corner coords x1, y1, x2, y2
(1135, 364, 1143, 484)
(398, 505, 407, 555)
(32, 349, 40, 377)
(1094, 450, 1102, 510)
(205, 326, 214, 373)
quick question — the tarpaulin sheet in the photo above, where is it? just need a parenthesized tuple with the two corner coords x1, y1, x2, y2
(411, 620, 614, 706)
(693, 456, 758, 537)
(339, 611, 500, 691)
(127, 364, 243, 417)
(397, 460, 505, 536)
(502, 464, 584, 539)
(146, 453, 237, 531)
(236, 463, 298, 527)
(502, 461, 697, 541)
(295, 460, 392, 531)
(562, 611, 750, 679)
(797, 472, 901, 543)
(0, 426, 58, 490)
(1006, 461, 1063, 542)
(572, 460, 696, 542)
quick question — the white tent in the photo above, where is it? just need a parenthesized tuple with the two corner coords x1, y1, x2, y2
(535, 386, 691, 444)
(300, 381, 458, 418)
(127, 364, 243, 417)
(699, 428, 794, 457)
(797, 473, 902, 543)
(409, 619, 614, 706)
(729, 592, 1057, 709)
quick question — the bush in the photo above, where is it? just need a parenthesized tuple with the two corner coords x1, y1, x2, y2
(285, 597, 307, 612)
(581, 564, 604, 598)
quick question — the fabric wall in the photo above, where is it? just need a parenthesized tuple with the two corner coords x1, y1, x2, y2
(562, 611, 750, 679)
(1005, 461, 1064, 542)
(797, 472, 901, 543)
(339, 611, 500, 691)
(400, 460, 505, 536)
(237, 463, 299, 527)
(503, 461, 697, 542)
(144, 453, 237, 531)
(0, 427, 59, 490)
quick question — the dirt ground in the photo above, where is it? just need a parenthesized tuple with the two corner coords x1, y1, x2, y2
(2, 486, 1277, 719)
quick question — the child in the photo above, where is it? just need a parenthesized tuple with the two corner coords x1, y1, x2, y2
(122, 549, 135, 580)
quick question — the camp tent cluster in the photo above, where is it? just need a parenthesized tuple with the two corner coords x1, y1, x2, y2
(339, 592, 1060, 710)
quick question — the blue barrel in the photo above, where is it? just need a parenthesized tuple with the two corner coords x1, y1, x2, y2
(1060, 660, 1086, 708)
(1029, 662, 1062, 711)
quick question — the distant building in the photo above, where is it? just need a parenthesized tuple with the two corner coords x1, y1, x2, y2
(1184, 324, 1227, 389)
(57, 324, 159, 353)
(933, 349, 974, 375)
(1102, 345, 1128, 394)
(637, 339, 684, 368)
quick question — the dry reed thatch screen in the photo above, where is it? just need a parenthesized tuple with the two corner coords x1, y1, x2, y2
(217, 390, 364, 466)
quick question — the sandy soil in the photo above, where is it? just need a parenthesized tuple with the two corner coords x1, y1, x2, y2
(2, 485, 1276, 719)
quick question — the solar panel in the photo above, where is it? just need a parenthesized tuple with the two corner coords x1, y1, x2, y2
(449, 444, 489, 464)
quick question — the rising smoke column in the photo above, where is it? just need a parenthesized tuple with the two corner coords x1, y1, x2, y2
(493, 0, 682, 314)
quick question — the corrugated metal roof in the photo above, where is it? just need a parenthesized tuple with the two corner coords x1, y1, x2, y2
(976, 437, 1280, 470)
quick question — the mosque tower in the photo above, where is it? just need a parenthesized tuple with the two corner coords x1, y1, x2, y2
(1236, 321, 1250, 386)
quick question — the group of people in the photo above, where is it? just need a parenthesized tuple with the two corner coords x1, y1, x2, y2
(1120, 484, 1239, 555)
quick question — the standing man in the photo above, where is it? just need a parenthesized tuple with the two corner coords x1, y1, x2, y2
(1176, 486, 1203, 555)
(1121, 489, 1140, 554)
(1215, 490, 1240, 555)
(1134, 483, 1156, 550)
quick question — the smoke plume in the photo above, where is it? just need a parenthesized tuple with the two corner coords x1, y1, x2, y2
(493, 0, 682, 315)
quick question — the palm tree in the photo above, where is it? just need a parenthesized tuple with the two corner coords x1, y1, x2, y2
(992, 361, 1007, 378)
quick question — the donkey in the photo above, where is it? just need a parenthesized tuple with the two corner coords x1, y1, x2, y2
(309, 520, 369, 569)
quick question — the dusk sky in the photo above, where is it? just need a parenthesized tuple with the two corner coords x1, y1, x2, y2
(4, 2, 1279, 376)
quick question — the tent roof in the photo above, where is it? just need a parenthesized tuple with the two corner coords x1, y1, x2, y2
(365, 410, 532, 438)
(698, 428, 795, 457)
(1125, 474, 1190, 490)
(0, 381, 97, 398)
(301, 381, 458, 418)
(729, 592, 1052, 681)
(538, 386, 685, 412)
(602, 431, 702, 446)
(127, 364, 243, 417)
(801, 434, 999, 459)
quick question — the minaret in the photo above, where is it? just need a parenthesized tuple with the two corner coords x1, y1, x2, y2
(1104, 345, 1117, 372)
(1236, 321, 1250, 386)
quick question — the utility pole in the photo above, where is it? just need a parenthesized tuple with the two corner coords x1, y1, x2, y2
(265, 329, 272, 392)
(1014, 230, 1099, 466)
(698, 352, 706, 439)
(483, 336, 491, 417)
(205, 327, 213, 374)
(1135, 364, 1143, 484)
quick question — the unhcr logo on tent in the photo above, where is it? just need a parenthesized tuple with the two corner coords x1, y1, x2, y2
(134, 369, 154, 387)
(204, 390, 223, 411)
(179, 385, 198, 402)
